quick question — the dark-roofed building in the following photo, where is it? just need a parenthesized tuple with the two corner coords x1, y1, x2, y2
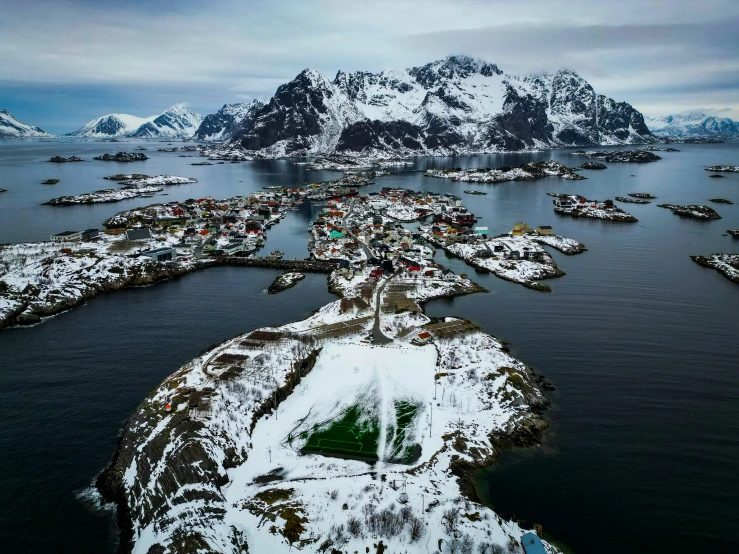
(51, 230, 81, 242)
(140, 247, 176, 262)
(126, 228, 152, 241)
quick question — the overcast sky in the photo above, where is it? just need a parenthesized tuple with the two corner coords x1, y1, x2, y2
(1, 0, 737, 133)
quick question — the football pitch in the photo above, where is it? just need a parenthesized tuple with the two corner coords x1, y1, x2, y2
(300, 405, 381, 461)
(298, 401, 421, 463)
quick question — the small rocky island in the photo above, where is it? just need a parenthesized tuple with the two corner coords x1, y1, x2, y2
(103, 173, 149, 181)
(267, 271, 305, 293)
(44, 175, 199, 205)
(41, 179, 59, 185)
(578, 161, 607, 170)
(709, 198, 733, 204)
(425, 160, 586, 183)
(629, 193, 656, 199)
(640, 146, 680, 152)
(572, 150, 661, 163)
(705, 165, 739, 173)
(305, 153, 412, 172)
(44, 185, 164, 205)
(657, 204, 722, 220)
(691, 254, 739, 284)
(48, 155, 84, 163)
(616, 196, 650, 204)
(552, 194, 638, 222)
(93, 152, 149, 162)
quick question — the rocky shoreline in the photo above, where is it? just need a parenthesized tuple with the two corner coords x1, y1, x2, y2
(690, 254, 739, 284)
(657, 204, 722, 220)
(96, 267, 554, 554)
(267, 271, 305, 294)
(572, 149, 661, 163)
(93, 152, 149, 162)
(425, 160, 586, 183)
(44, 185, 164, 205)
(0, 258, 195, 330)
(615, 196, 650, 204)
(423, 234, 565, 292)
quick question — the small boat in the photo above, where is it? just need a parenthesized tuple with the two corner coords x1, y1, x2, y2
(267, 250, 284, 259)
(464, 190, 488, 195)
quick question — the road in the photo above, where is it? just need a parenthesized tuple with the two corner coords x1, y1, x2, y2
(371, 271, 398, 346)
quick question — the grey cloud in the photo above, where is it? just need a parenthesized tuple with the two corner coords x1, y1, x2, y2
(0, 0, 737, 124)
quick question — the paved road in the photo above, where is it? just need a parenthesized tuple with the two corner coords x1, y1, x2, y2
(372, 271, 398, 346)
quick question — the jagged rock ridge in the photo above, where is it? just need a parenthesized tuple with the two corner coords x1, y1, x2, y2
(195, 100, 265, 141)
(226, 55, 655, 157)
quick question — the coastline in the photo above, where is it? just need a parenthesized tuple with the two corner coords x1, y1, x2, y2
(96, 267, 555, 553)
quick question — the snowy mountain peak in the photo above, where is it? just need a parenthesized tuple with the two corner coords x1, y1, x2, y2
(0, 109, 52, 138)
(226, 56, 654, 156)
(408, 55, 503, 89)
(68, 105, 202, 138)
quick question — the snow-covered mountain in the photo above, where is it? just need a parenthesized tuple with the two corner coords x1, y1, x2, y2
(646, 110, 739, 138)
(67, 105, 203, 138)
(227, 55, 654, 157)
(0, 109, 52, 138)
(194, 100, 265, 141)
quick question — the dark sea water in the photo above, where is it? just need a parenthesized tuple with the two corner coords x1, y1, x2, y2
(1, 139, 738, 553)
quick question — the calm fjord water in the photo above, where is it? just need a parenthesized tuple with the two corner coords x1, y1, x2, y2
(0, 140, 738, 553)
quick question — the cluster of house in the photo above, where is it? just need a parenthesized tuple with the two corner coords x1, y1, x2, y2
(422, 218, 555, 262)
(309, 189, 473, 282)
(50, 190, 303, 261)
(303, 174, 371, 201)
(553, 194, 614, 214)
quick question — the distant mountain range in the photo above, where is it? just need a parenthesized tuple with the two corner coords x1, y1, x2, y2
(0, 109, 51, 138)
(6, 56, 665, 155)
(216, 55, 654, 157)
(67, 105, 203, 138)
(645, 111, 739, 139)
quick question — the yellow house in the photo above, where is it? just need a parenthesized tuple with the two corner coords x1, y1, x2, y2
(512, 221, 533, 236)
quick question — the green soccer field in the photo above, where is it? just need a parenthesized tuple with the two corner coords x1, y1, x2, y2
(297, 401, 422, 464)
(300, 405, 380, 461)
